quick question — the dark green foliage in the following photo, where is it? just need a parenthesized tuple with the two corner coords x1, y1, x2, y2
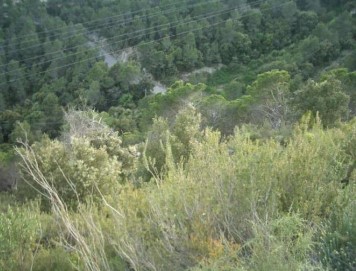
(1, 1, 356, 270)
(320, 192, 356, 271)
(0, 0, 354, 140)
(294, 77, 350, 126)
(0, 205, 39, 270)
(31, 247, 76, 271)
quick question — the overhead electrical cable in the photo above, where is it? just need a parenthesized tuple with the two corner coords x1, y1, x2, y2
(0, 0, 223, 51)
(0, 2, 261, 76)
(1, 0, 221, 42)
(0, 0, 294, 88)
(0, 38, 330, 127)
(0, 0, 261, 69)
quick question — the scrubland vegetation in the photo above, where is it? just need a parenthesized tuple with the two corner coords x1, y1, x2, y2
(0, 0, 355, 270)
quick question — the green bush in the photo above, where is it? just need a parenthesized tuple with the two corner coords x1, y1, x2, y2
(190, 214, 326, 271)
(320, 185, 356, 271)
(32, 247, 76, 271)
(18, 137, 122, 211)
(0, 204, 40, 270)
(14, 113, 355, 271)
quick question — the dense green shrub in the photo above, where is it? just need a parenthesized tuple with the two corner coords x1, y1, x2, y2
(87, 120, 354, 270)
(0, 204, 39, 270)
(18, 136, 122, 211)
(319, 184, 356, 271)
(32, 247, 76, 271)
(16, 110, 135, 211)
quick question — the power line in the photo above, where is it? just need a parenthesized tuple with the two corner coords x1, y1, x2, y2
(0, 0, 223, 52)
(0, 0, 268, 79)
(0, 0, 203, 41)
(0, 0, 294, 88)
(0, 21, 221, 87)
(3, 0, 220, 41)
(0, 38, 333, 128)
(0, 3, 251, 75)
(0, 0, 251, 68)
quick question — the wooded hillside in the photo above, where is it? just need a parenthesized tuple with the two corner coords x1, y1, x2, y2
(0, 0, 355, 270)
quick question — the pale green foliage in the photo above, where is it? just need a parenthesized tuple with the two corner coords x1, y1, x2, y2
(9, 120, 38, 144)
(2, 1, 356, 270)
(0, 204, 39, 270)
(95, 120, 354, 270)
(190, 214, 326, 271)
(17, 110, 133, 210)
(13, 111, 356, 271)
(20, 137, 122, 210)
(31, 213, 78, 271)
(321, 202, 356, 271)
(276, 120, 347, 220)
(0, 200, 88, 271)
(172, 106, 202, 161)
(143, 116, 170, 176)
(31, 247, 76, 271)
(245, 214, 317, 271)
(143, 106, 202, 179)
(94, 120, 348, 270)
(63, 109, 137, 179)
(319, 172, 356, 271)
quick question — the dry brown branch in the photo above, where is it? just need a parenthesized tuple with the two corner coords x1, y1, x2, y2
(15, 140, 110, 271)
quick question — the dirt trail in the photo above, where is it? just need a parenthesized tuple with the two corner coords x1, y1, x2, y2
(87, 34, 223, 95)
